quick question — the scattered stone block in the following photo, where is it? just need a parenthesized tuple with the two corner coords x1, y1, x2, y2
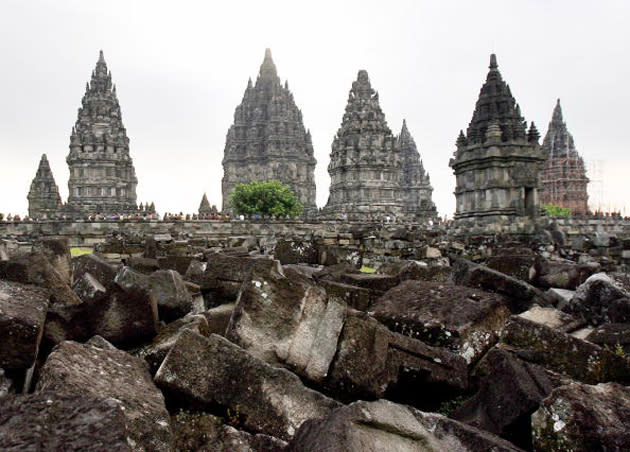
(37, 336, 172, 451)
(71, 252, 119, 288)
(0, 280, 48, 370)
(564, 272, 630, 325)
(534, 258, 599, 290)
(127, 256, 160, 274)
(532, 382, 630, 451)
(0, 368, 14, 399)
(517, 305, 583, 333)
(501, 316, 630, 384)
(0, 392, 132, 451)
(373, 280, 510, 364)
(274, 239, 318, 265)
(227, 265, 346, 383)
(203, 302, 234, 335)
(40, 237, 72, 284)
(155, 331, 340, 440)
(287, 399, 523, 452)
(171, 411, 287, 452)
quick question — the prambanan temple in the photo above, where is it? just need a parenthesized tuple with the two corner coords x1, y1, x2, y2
(27, 50, 590, 223)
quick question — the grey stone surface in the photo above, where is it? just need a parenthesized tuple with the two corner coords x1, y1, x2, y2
(155, 331, 340, 440)
(37, 336, 172, 452)
(450, 54, 545, 222)
(324, 70, 435, 221)
(287, 399, 524, 452)
(0, 392, 132, 452)
(532, 382, 630, 452)
(222, 49, 317, 216)
(0, 280, 49, 370)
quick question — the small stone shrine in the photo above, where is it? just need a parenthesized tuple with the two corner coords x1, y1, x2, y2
(198, 193, 218, 216)
(27, 154, 62, 219)
(221, 49, 317, 216)
(450, 54, 545, 223)
(540, 100, 589, 215)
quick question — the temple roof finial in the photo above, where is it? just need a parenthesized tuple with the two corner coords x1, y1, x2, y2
(552, 98, 564, 123)
(489, 53, 498, 70)
(98, 50, 105, 63)
(259, 48, 278, 81)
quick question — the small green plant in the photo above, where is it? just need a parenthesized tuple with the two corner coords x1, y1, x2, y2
(543, 204, 571, 217)
(438, 395, 468, 417)
(70, 247, 93, 257)
(226, 405, 242, 426)
(230, 180, 302, 217)
(359, 265, 376, 274)
(615, 343, 626, 357)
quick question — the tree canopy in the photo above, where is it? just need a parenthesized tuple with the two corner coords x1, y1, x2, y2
(230, 180, 303, 217)
(543, 204, 572, 217)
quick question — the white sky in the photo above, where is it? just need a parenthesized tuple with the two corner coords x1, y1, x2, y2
(1, 0, 629, 217)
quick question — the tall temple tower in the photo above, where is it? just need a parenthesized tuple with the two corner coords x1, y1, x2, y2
(399, 120, 437, 219)
(66, 51, 138, 214)
(324, 70, 435, 221)
(540, 100, 589, 215)
(27, 154, 62, 219)
(450, 54, 545, 223)
(221, 49, 317, 215)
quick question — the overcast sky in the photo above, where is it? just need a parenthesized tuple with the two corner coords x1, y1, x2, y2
(1, 0, 629, 217)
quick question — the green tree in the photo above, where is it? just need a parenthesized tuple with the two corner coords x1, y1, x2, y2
(544, 204, 572, 217)
(230, 180, 303, 217)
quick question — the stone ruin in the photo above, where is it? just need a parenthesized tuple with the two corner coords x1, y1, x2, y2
(540, 99, 589, 215)
(221, 49, 317, 216)
(450, 54, 545, 224)
(323, 70, 436, 221)
(1, 222, 630, 451)
(198, 193, 218, 216)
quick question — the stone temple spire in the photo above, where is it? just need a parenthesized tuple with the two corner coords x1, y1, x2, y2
(325, 71, 434, 221)
(66, 51, 138, 214)
(398, 120, 437, 218)
(540, 99, 589, 215)
(450, 54, 545, 223)
(465, 54, 528, 144)
(198, 192, 217, 216)
(27, 154, 62, 219)
(221, 49, 317, 216)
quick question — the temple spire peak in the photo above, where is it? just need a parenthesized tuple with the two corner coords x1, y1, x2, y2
(489, 53, 498, 70)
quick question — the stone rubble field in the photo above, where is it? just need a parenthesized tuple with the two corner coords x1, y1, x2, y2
(1, 233, 630, 452)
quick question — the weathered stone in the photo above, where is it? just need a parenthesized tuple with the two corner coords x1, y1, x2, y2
(40, 237, 72, 284)
(534, 258, 598, 290)
(0, 280, 48, 370)
(274, 239, 318, 265)
(323, 70, 435, 221)
(339, 272, 400, 293)
(532, 382, 630, 451)
(373, 281, 510, 364)
(378, 259, 451, 283)
(287, 399, 523, 452)
(319, 279, 373, 311)
(451, 258, 548, 313)
(317, 244, 362, 267)
(37, 337, 171, 451)
(564, 272, 630, 325)
(0, 392, 131, 451)
(127, 256, 160, 274)
(27, 154, 63, 219)
(157, 255, 196, 276)
(327, 311, 468, 405)
(486, 247, 536, 282)
(155, 331, 339, 440)
(452, 348, 562, 449)
(501, 316, 630, 384)
(585, 323, 630, 352)
(517, 305, 583, 333)
(0, 251, 81, 306)
(0, 368, 14, 398)
(222, 49, 317, 216)
(450, 54, 545, 222)
(66, 51, 139, 215)
(115, 266, 193, 322)
(545, 287, 575, 307)
(227, 265, 346, 383)
(202, 302, 234, 335)
(72, 252, 119, 288)
(135, 313, 209, 373)
(192, 254, 281, 303)
(171, 411, 287, 452)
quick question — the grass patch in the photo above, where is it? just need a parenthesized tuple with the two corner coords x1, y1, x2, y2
(70, 247, 93, 257)
(359, 265, 376, 274)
